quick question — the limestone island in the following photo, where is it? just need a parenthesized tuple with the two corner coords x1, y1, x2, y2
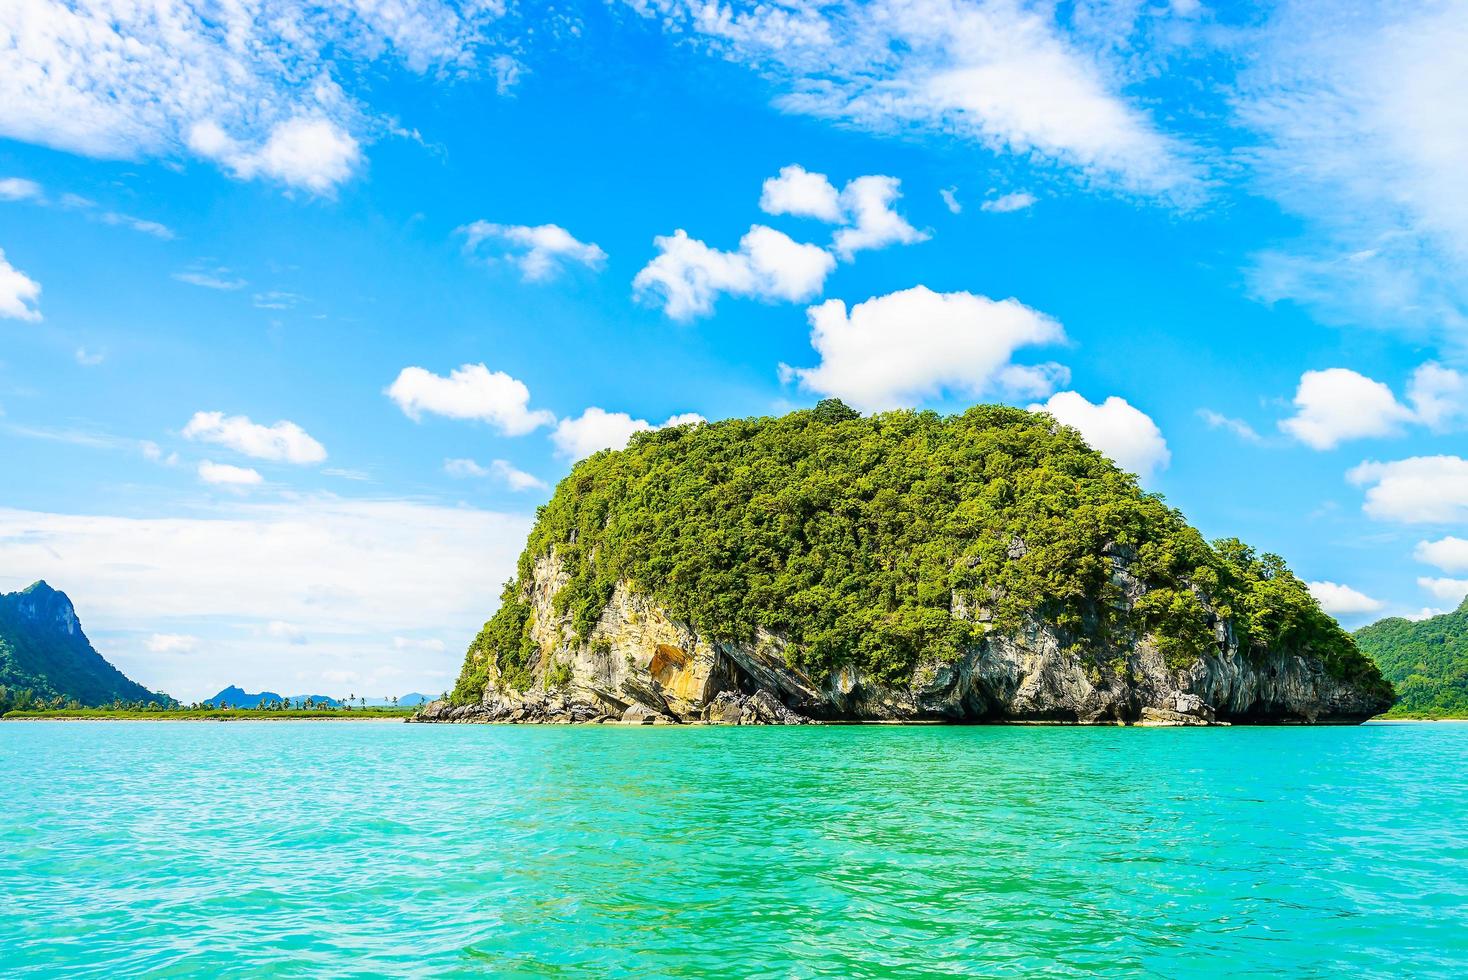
(417, 401, 1392, 727)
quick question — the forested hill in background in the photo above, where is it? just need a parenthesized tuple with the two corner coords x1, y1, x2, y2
(0, 582, 169, 709)
(1356, 598, 1468, 718)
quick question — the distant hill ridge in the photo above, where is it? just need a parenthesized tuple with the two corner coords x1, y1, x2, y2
(1356, 596, 1468, 717)
(0, 581, 167, 707)
(203, 687, 432, 708)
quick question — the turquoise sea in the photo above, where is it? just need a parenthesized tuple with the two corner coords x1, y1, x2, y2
(2, 721, 1466, 978)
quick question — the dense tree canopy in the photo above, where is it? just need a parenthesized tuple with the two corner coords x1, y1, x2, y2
(1355, 598, 1468, 717)
(454, 402, 1385, 703)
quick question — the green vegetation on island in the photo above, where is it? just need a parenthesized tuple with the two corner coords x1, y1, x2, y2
(0, 581, 171, 708)
(1355, 597, 1468, 718)
(454, 400, 1387, 705)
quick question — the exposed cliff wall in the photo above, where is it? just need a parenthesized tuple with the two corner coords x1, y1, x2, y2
(419, 551, 1388, 725)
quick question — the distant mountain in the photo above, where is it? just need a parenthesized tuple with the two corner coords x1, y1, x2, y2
(201, 689, 429, 708)
(1356, 597, 1468, 716)
(203, 686, 340, 708)
(0, 581, 168, 707)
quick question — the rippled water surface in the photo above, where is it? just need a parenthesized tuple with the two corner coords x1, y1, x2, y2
(3, 721, 1467, 977)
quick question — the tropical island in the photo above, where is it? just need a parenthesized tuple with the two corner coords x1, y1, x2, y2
(1355, 598, 1468, 719)
(13, 404, 1468, 726)
(422, 401, 1395, 726)
(0, 581, 422, 720)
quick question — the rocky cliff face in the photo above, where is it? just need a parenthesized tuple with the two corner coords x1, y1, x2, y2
(416, 552, 1389, 726)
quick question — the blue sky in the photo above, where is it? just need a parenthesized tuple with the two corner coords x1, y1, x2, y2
(1, 0, 1466, 701)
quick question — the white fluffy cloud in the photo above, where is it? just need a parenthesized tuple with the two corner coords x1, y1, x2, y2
(1415, 537, 1468, 574)
(1348, 456, 1468, 524)
(785, 285, 1066, 412)
(459, 221, 608, 282)
(832, 175, 928, 259)
(1279, 368, 1415, 449)
(0, 0, 517, 194)
(443, 457, 547, 491)
(183, 411, 327, 464)
(1278, 363, 1467, 450)
(197, 461, 264, 486)
(1418, 577, 1468, 605)
(634, 226, 835, 321)
(188, 117, 360, 195)
(1030, 391, 1171, 479)
(0, 247, 41, 321)
(760, 164, 843, 222)
(981, 191, 1037, 213)
(759, 165, 927, 259)
(0, 497, 532, 700)
(1306, 581, 1385, 616)
(386, 364, 554, 436)
(552, 408, 705, 461)
(637, 0, 1201, 201)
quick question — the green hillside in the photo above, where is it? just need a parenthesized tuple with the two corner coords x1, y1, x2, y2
(1356, 598, 1468, 717)
(454, 400, 1386, 705)
(0, 581, 169, 709)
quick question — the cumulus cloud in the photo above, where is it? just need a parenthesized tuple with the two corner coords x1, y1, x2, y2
(1280, 364, 1468, 448)
(0, 247, 41, 322)
(189, 117, 360, 195)
(759, 165, 927, 259)
(784, 285, 1066, 412)
(198, 460, 264, 486)
(1279, 368, 1415, 449)
(0, 497, 531, 700)
(443, 457, 547, 491)
(386, 364, 554, 436)
(552, 408, 705, 461)
(1415, 536, 1468, 574)
(981, 191, 1037, 213)
(1030, 391, 1171, 478)
(760, 164, 843, 222)
(832, 175, 928, 259)
(939, 186, 962, 214)
(1418, 577, 1468, 605)
(183, 411, 327, 464)
(1306, 581, 1385, 616)
(635, 0, 1202, 202)
(459, 221, 607, 282)
(634, 226, 835, 321)
(1348, 455, 1468, 524)
(0, 0, 520, 194)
